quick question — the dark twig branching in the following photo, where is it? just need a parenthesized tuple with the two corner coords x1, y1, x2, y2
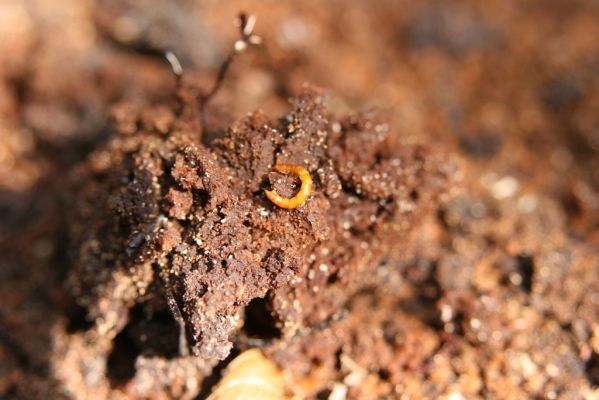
(202, 13, 262, 103)
(164, 13, 261, 134)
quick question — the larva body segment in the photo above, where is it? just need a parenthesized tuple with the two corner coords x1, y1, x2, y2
(207, 349, 286, 400)
(264, 164, 312, 209)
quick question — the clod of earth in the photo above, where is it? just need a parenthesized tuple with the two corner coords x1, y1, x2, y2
(67, 85, 450, 360)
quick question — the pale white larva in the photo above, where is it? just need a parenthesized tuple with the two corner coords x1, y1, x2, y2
(207, 349, 286, 400)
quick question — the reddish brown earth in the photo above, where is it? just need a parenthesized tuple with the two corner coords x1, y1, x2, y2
(0, 0, 598, 399)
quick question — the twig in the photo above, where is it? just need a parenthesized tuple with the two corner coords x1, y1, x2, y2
(199, 13, 262, 134)
(201, 14, 261, 103)
(165, 51, 183, 87)
(164, 13, 261, 134)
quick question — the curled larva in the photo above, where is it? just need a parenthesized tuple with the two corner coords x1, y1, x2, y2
(207, 349, 286, 400)
(264, 164, 312, 209)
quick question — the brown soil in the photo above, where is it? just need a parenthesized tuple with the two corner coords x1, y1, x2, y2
(0, 0, 598, 399)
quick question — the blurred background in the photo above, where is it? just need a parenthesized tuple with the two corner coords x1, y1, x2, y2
(0, 0, 598, 398)
(1, 0, 598, 215)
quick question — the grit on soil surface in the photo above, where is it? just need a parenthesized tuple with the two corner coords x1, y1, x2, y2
(0, 0, 598, 399)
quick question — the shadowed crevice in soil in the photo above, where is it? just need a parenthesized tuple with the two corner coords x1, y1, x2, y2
(107, 329, 138, 388)
(194, 350, 240, 400)
(241, 296, 282, 341)
(585, 351, 599, 387)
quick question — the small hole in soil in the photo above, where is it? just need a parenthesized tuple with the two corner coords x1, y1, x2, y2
(107, 329, 138, 387)
(400, 260, 443, 330)
(65, 304, 94, 333)
(242, 297, 281, 340)
(106, 304, 182, 387)
(585, 351, 599, 386)
(327, 272, 340, 285)
(561, 192, 582, 219)
(315, 389, 332, 400)
(378, 368, 391, 380)
(310, 356, 323, 367)
(196, 349, 239, 399)
(194, 189, 210, 208)
(125, 304, 180, 358)
(410, 189, 419, 201)
(516, 255, 534, 293)
(449, 310, 466, 336)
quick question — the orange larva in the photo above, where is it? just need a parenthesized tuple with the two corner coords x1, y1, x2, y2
(264, 164, 312, 209)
